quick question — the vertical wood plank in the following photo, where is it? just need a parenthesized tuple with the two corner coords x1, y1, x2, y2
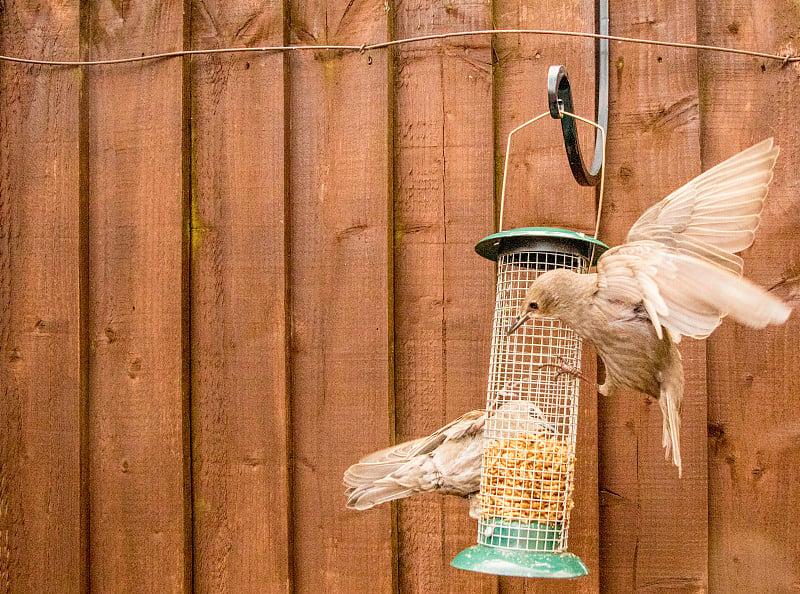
(392, 2, 497, 592)
(493, 2, 600, 592)
(287, 2, 394, 592)
(189, 1, 290, 592)
(0, 2, 83, 591)
(493, 0, 597, 234)
(86, 2, 189, 590)
(697, 2, 800, 590)
(598, 0, 708, 590)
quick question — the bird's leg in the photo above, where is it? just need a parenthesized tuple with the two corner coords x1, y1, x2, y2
(536, 356, 600, 392)
(468, 494, 482, 521)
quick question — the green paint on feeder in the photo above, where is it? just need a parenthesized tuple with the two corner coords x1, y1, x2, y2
(475, 226, 609, 264)
(480, 518, 562, 550)
(461, 228, 600, 578)
(451, 545, 589, 578)
(452, 518, 588, 578)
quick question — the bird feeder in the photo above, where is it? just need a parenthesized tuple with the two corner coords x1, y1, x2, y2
(452, 64, 609, 578)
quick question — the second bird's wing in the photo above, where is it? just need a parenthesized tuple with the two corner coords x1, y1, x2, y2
(596, 241, 790, 341)
(353, 409, 485, 466)
(342, 410, 485, 503)
(625, 138, 779, 276)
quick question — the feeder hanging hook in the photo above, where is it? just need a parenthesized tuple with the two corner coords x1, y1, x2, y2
(547, 1, 609, 186)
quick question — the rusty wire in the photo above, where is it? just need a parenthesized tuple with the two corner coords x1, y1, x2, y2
(0, 28, 797, 67)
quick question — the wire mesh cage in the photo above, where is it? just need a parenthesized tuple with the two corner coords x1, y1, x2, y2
(479, 248, 587, 550)
(452, 228, 607, 578)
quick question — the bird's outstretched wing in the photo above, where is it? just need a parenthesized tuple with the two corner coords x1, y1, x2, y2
(596, 241, 791, 341)
(595, 139, 790, 341)
(625, 137, 779, 276)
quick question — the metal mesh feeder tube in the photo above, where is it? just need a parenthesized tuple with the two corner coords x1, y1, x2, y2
(452, 227, 608, 578)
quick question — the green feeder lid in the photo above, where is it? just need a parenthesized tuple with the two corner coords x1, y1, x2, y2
(475, 227, 609, 264)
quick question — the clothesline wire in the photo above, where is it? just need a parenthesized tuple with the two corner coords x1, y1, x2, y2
(0, 28, 797, 67)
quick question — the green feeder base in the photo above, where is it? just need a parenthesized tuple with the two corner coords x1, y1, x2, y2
(451, 546, 588, 579)
(451, 519, 588, 578)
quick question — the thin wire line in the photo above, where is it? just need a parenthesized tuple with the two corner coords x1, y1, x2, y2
(498, 111, 551, 233)
(0, 29, 797, 66)
(558, 110, 607, 241)
(558, 109, 607, 267)
(368, 29, 799, 63)
(497, 109, 607, 260)
(0, 44, 364, 66)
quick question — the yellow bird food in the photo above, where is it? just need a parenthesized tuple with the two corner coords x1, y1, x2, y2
(479, 433, 574, 524)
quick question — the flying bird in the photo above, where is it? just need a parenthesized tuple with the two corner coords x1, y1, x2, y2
(507, 138, 791, 477)
(344, 399, 555, 517)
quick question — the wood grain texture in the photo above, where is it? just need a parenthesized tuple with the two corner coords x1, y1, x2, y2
(697, 1, 800, 591)
(287, 1, 394, 592)
(0, 2, 83, 591)
(393, 2, 497, 592)
(189, 1, 290, 592)
(493, 1, 600, 592)
(3, 2, 799, 590)
(85, 2, 189, 591)
(493, 0, 598, 234)
(598, 0, 708, 591)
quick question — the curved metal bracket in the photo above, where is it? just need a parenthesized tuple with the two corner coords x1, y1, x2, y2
(547, 1, 609, 186)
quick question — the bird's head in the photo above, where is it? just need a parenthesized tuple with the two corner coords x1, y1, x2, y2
(506, 268, 583, 335)
(491, 399, 557, 434)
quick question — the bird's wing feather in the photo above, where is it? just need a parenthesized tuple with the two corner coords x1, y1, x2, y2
(343, 410, 486, 508)
(355, 409, 485, 465)
(596, 241, 791, 341)
(625, 138, 779, 276)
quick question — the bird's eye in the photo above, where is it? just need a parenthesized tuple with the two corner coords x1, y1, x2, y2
(529, 302, 539, 310)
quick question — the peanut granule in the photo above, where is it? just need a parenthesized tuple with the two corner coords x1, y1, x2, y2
(479, 432, 574, 524)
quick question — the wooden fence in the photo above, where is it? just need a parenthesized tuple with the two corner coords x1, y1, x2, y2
(1, 0, 799, 592)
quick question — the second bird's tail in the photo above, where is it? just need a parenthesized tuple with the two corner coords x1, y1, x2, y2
(343, 458, 416, 510)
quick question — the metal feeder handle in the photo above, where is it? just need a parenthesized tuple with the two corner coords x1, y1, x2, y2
(497, 95, 607, 241)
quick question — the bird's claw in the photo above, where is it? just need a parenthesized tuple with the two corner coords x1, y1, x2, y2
(536, 356, 599, 392)
(553, 355, 581, 378)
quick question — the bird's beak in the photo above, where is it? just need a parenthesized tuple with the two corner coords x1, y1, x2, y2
(505, 311, 531, 336)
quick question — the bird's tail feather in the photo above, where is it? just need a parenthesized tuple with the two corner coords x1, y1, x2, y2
(343, 460, 405, 488)
(344, 459, 418, 510)
(659, 382, 683, 478)
(346, 483, 415, 510)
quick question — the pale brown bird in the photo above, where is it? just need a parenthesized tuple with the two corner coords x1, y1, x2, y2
(343, 399, 555, 517)
(507, 139, 791, 477)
